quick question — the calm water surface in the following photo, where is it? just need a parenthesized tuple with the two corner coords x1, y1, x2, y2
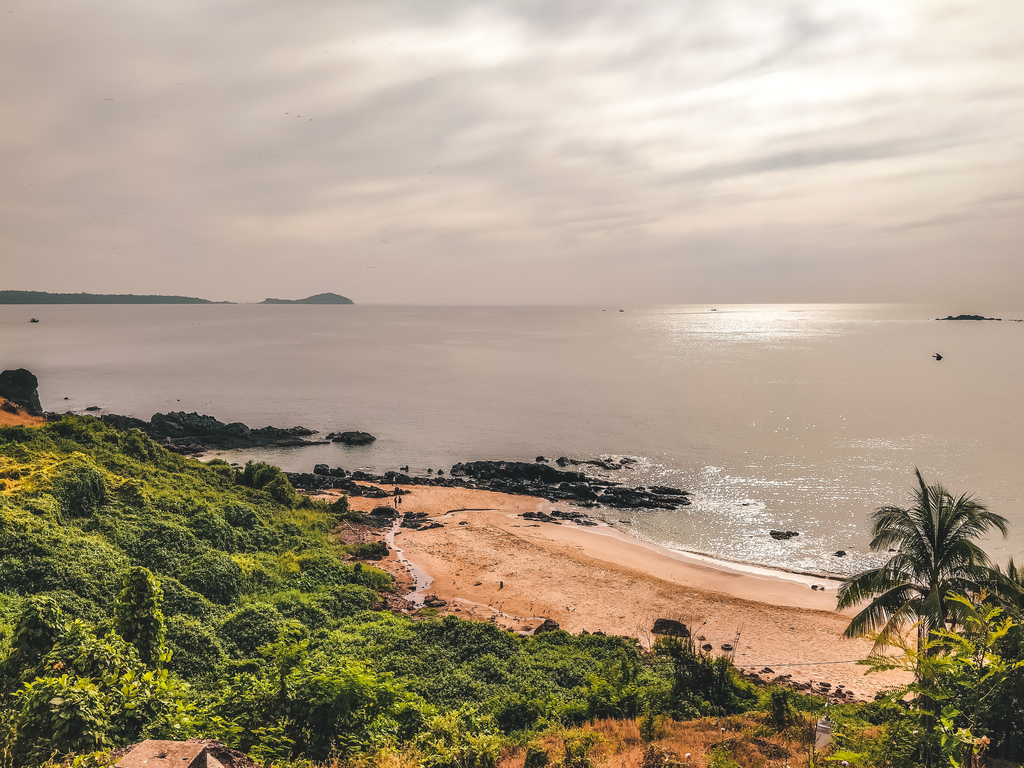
(3, 303, 1022, 576)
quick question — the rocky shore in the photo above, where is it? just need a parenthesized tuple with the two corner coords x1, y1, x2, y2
(287, 457, 692, 513)
(97, 411, 326, 453)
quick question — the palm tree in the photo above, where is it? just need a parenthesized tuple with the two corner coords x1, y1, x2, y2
(837, 468, 1009, 651)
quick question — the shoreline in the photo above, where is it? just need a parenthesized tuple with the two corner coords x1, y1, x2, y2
(324, 484, 911, 701)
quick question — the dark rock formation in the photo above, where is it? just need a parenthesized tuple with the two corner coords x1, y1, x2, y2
(937, 314, 1000, 321)
(652, 618, 690, 637)
(533, 618, 560, 634)
(118, 411, 321, 452)
(0, 368, 43, 416)
(769, 530, 800, 540)
(327, 431, 376, 445)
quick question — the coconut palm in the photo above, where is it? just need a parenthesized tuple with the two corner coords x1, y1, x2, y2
(837, 469, 1009, 651)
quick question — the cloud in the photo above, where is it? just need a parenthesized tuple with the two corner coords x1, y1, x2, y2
(2, 0, 1023, 304)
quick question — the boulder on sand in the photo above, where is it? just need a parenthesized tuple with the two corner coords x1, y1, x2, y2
(533, 618, 560, 634)
(651, 618, 690, 637)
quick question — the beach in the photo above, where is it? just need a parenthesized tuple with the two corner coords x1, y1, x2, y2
(324, 484, 912, 702)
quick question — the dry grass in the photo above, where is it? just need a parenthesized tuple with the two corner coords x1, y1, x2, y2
(0, 399, 44, 428)
(499, 716, 818, 768)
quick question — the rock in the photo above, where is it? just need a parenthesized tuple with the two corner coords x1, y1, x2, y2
(648, 485, 691, 497)
(0, 368, 43, 416)
(533, 618, 560, 634)
(652, 618, 690, 637)
(423, 595, 447, 608)
(328, 431, 377, 446)
(769, 530, 800, 540)
(84, 405, 101, 411)
(702, 643, 713, 652)
(835, 550, 847, 557)
(451, 460, 588, 485)
(535, 456, 547, 462)
(313, 463, 331, 475)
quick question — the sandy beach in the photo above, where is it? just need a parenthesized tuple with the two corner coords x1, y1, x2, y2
(324, 484, 911, 702)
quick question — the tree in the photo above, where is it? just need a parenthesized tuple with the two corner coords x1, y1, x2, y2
(837, 469, 1008, 651)
(113, 566, 167, 668)
(839, 470, 1009, 767)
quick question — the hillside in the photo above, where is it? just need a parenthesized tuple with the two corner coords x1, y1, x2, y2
(0, 416, 747, 766)
(2, 416, 1020, 768)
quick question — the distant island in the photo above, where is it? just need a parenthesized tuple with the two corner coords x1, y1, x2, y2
(260, 292, 354, 305)
(936, 314, 1001, 321)
(0, 290, 355, 305)
(0, 290, 231, 305)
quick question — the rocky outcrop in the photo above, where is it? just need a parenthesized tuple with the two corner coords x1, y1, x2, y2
(533, 618, 560, 634)
(0, 368, 43, 416)
(326, 431, 376, 445)
(449, 460, 691, 511)
(99, 411, 322, 454)
(769, 530, 800, 540)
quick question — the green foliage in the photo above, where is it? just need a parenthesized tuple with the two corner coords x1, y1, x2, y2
(5, 595, 65, 681)
(653, 636, 756, 718)
(766, 688, 797, 731)
(14, 674, 111, 765)
(220, 603, 285, 658)
(164, 615, 226, 678)
(179, 550, 244, 604)
(51, 456, 108, 518)
(417, 707, 503, 768)
(240, 461, 296, 506)
(113, 567, 166, 667)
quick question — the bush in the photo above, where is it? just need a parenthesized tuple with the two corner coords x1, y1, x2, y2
(159, 576, 216, 620)
(220, 603, 284, 658)
(113, 566, 166, 667)
(240, 461, 296, 505)
(165, 614, 227, 678)
(417, 708, 504, 768)
(14, 674, 111, 765)
(188, 507, 235, 551)
(179, 550, 244, 604)
(51, 456, 108, 518)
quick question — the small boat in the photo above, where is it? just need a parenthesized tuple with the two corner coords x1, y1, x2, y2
(29, 318, 39, 323)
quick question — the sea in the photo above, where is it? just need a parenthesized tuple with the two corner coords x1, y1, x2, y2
(3, 303, 1022, 578)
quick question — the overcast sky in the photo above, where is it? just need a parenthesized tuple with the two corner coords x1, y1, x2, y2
(2, 0, 1023, 305)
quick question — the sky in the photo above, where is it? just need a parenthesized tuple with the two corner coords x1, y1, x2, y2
(2, 0, 1023, 306)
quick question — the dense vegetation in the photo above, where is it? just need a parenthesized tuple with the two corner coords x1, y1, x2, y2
(0, 417, 1022, 768)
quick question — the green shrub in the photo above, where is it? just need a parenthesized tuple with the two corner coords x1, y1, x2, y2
(220, 603, 284, 658)
(14, 674, 111, 765)
(188, 507, 235, 551)
(240, 461, 296, 506)
(4, 594, 65, 682)
(51, 456, 108, 518)
(113, 566, 166, 667)
(179, 550, 244, 604)
(417, 708, 504, 768)
(158, 577, 216, 620)
(165, 614, 227, 678)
